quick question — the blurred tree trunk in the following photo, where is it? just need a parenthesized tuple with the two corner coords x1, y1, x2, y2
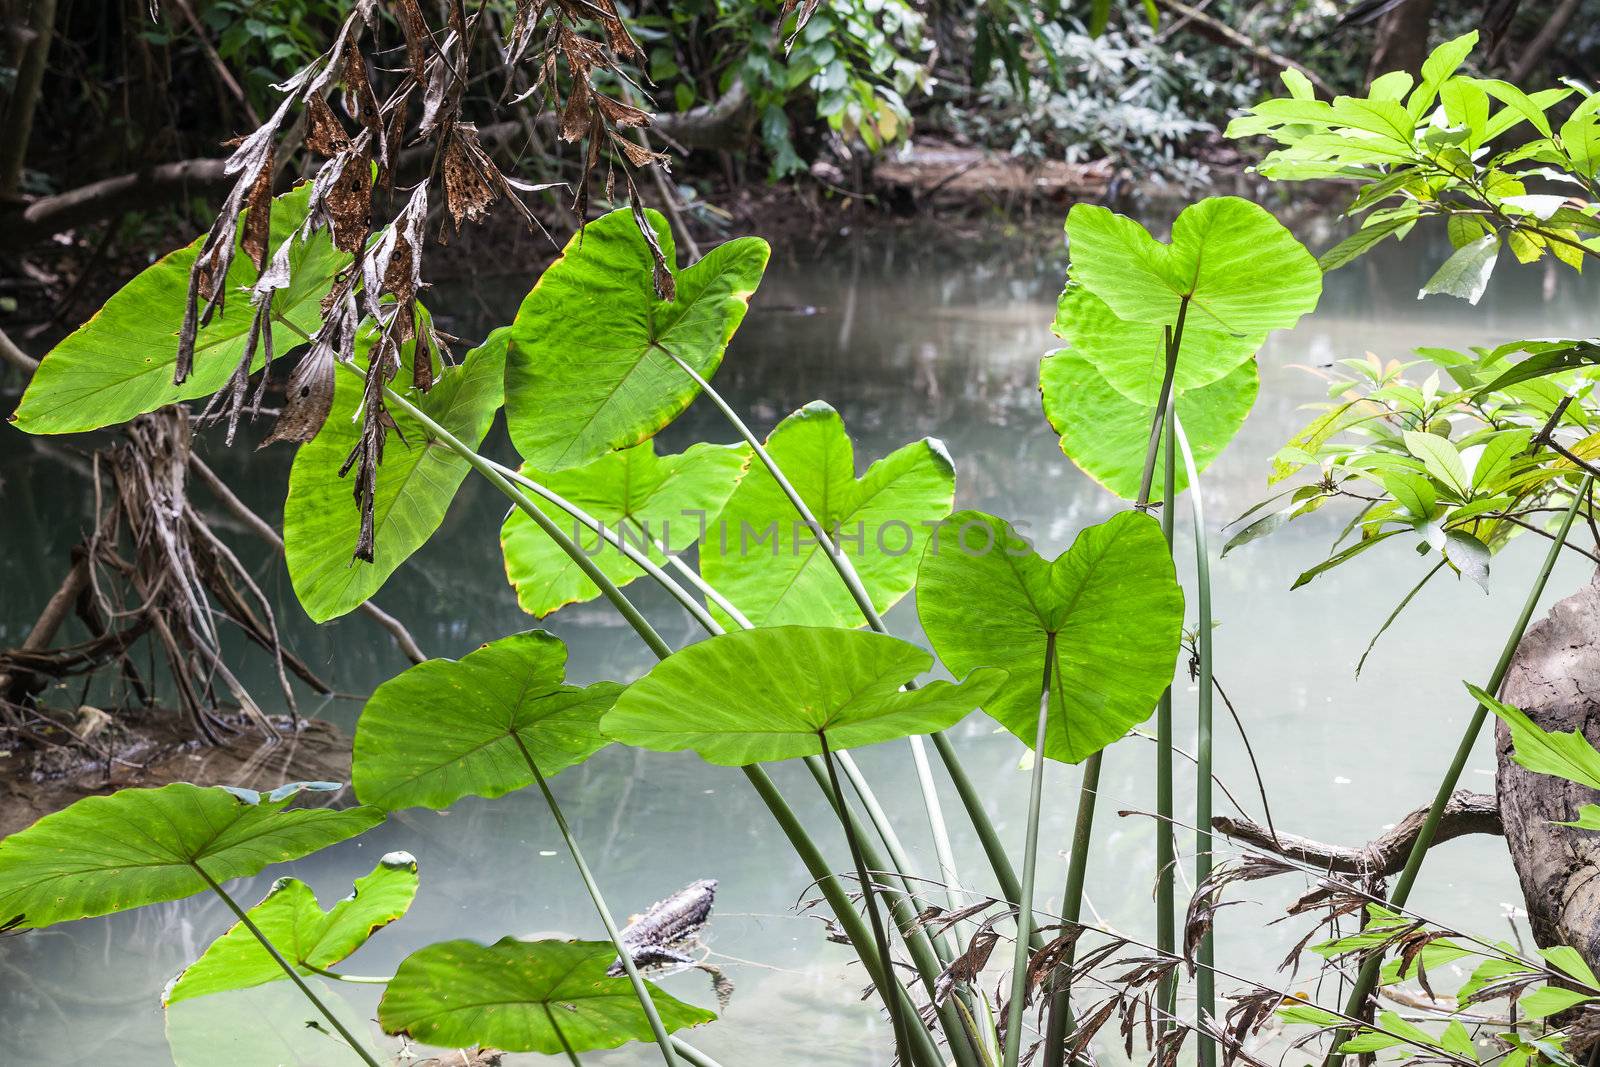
(0, 0, 57, 198)
(1367, 0, 1435, 80)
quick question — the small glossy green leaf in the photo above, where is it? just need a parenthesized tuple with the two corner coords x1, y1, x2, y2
(1472, 683, 1600, 791)
(1520, 986, 1596, 1020)
(601, 625, 1005, 765)
(379, 938, 713, 1054)
(1403, 431, 1471, 498)
(1064, 196, 1321, 336)
(353, 631, 621, 811)
(0, 782, 383, 930)
(1540, 945, 1600, 988)
(13, 184, 346, 435)
(701, 401, 955, 627)
(166, 852, 419, 1004)
(1420, 234, 1500, 304)
(916, 510, 1184, 763)
(1041, 352, 1258, 502)
(505, 208, 769, 470)
(284, 330, 507, 623)
(1319, 216, 1414, 272)
(502, 441, 750, 618)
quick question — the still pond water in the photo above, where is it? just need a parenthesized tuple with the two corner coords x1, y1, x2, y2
(3, 203, 1599, 1065)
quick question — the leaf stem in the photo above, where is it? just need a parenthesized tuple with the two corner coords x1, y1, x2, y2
(1004, 632, 1056, 1067)
(192, 864, 382, 1067)
(1174, 414, 1216, 1067)
(1324, 473, 1594, 1067)
(1135, 300, 1190, 509)
(1155, 395, 1178, 1029)
(1040, 745, 1103, 1061)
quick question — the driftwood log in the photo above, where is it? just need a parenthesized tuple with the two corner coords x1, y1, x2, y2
(1498, 568, 1600, 966)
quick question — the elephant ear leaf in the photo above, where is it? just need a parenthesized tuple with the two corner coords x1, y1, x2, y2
(13, 182, 347, 435)
(378, 938, 714, 1054)
(915, 510, 1184, 763)
(353, 630, 621, 811)
(0, 782, 383, 931)
(283, 328, 508, 623)
(601, 625, 1006, 765)
(504, 207, 769, 471)
(165, 852, 420, 1004)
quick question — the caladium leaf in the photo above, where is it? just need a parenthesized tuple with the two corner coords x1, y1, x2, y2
(700, 401, 956, 628)
(502, 441, 751, 618)
(13, 182, 347, 435)
(0, 782, 383, 930)
(166, 852, 420, 1004)
(283, 329, 507, 623)
(1040, 351, 1259, 502)
(504, 207, 769, 471)
(600, 625, 1005, 765)
(378, 938, 714, 1054)
(1065, 196, 1321, 337)
(915, 510, 1184, 763)
(353, 630, 621, 811)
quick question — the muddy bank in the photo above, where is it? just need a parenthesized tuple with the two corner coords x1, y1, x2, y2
(0, 710, 352, 837)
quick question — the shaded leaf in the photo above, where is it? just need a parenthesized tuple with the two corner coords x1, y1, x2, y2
(1420, 234, 1500, 304)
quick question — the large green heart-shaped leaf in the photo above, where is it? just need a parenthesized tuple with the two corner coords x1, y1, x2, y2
(916, 510, 1184, 763)
(1065, 196, 1321, 337)
(505, 207, 769, 471)
(283, 329, 508, 623)
(1040, 351, 1259, 502)
(0, 782, 383, 930)
(601, 625, 1006, 765)
(502, 441, 751, 618)
(353, 630, 621, 811)
(1053, 284, 1265, 404)
(13, 182, 347, 435)
(379, 938, 714, 1054)
(165, 852, 419, 1005)
(700, 402, 956, 628)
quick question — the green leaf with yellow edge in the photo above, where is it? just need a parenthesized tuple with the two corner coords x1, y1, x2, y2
(1040, 351, 1258, 502)
(165, 852, 419, 1004)
(378, 938, 713, 1054)
(13, 182, 346, 435)
(700, 401, 956, 628)
(915, 510, 1184, 763)
(0, 782, 383, 931)
(353, 631, 621, 811)
(283, 329, 507, 623)
(501, 441, 750, 618)
(505, 207, 770, 471)
(601, 625, 1005, 766)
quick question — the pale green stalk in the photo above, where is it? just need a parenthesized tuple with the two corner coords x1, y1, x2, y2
(1003, 633, 1057, 1067)
(1155, 396, 1178, 1029)
(1325, 476, 1595, 1067)
(1174, 415, 1215, 1066)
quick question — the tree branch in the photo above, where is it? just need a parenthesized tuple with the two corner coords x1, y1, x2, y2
(1151, 0, 1336, 99)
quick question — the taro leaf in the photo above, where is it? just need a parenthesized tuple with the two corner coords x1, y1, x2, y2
(1041, 351, 1258, 502)
(502, 441, 751, 618)
(165, 852, 420, 1005)
(378, 938, 714, 1054)
(283, 329, 507, 623)
(166, 977, 382, 1067)
(353, 630, 621, 811)
(915, 510, 1184, 764)
(0, 782, 383, 931)
(1053, 284, 1264, 404)
(600, 625, 1006, 765)
(505, 207, 769, 471)
(1064, 196, 1322, 336)
(700, 401, 956, 628)
(13, 183, 346, 435)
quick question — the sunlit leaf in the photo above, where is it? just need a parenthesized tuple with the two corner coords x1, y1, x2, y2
(501, 441, 751, 618)
(700, 401, 955, 628)
(353, 631, 621, 811)
(1419, 234, 1500, 304)
(1520, 986, 1596, 1020)
(283, 330, 507, 623)
(915, 510, 1184, 763)
(13, 182, 346, 434)
(1471, 683, 1600, 791)
(601, 625, 1004, 765)
(0, 783, 383, 930)
(379, 938, 713, 1053)
(166, 853, 419, 1004)
(505, 208, 769, 471)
